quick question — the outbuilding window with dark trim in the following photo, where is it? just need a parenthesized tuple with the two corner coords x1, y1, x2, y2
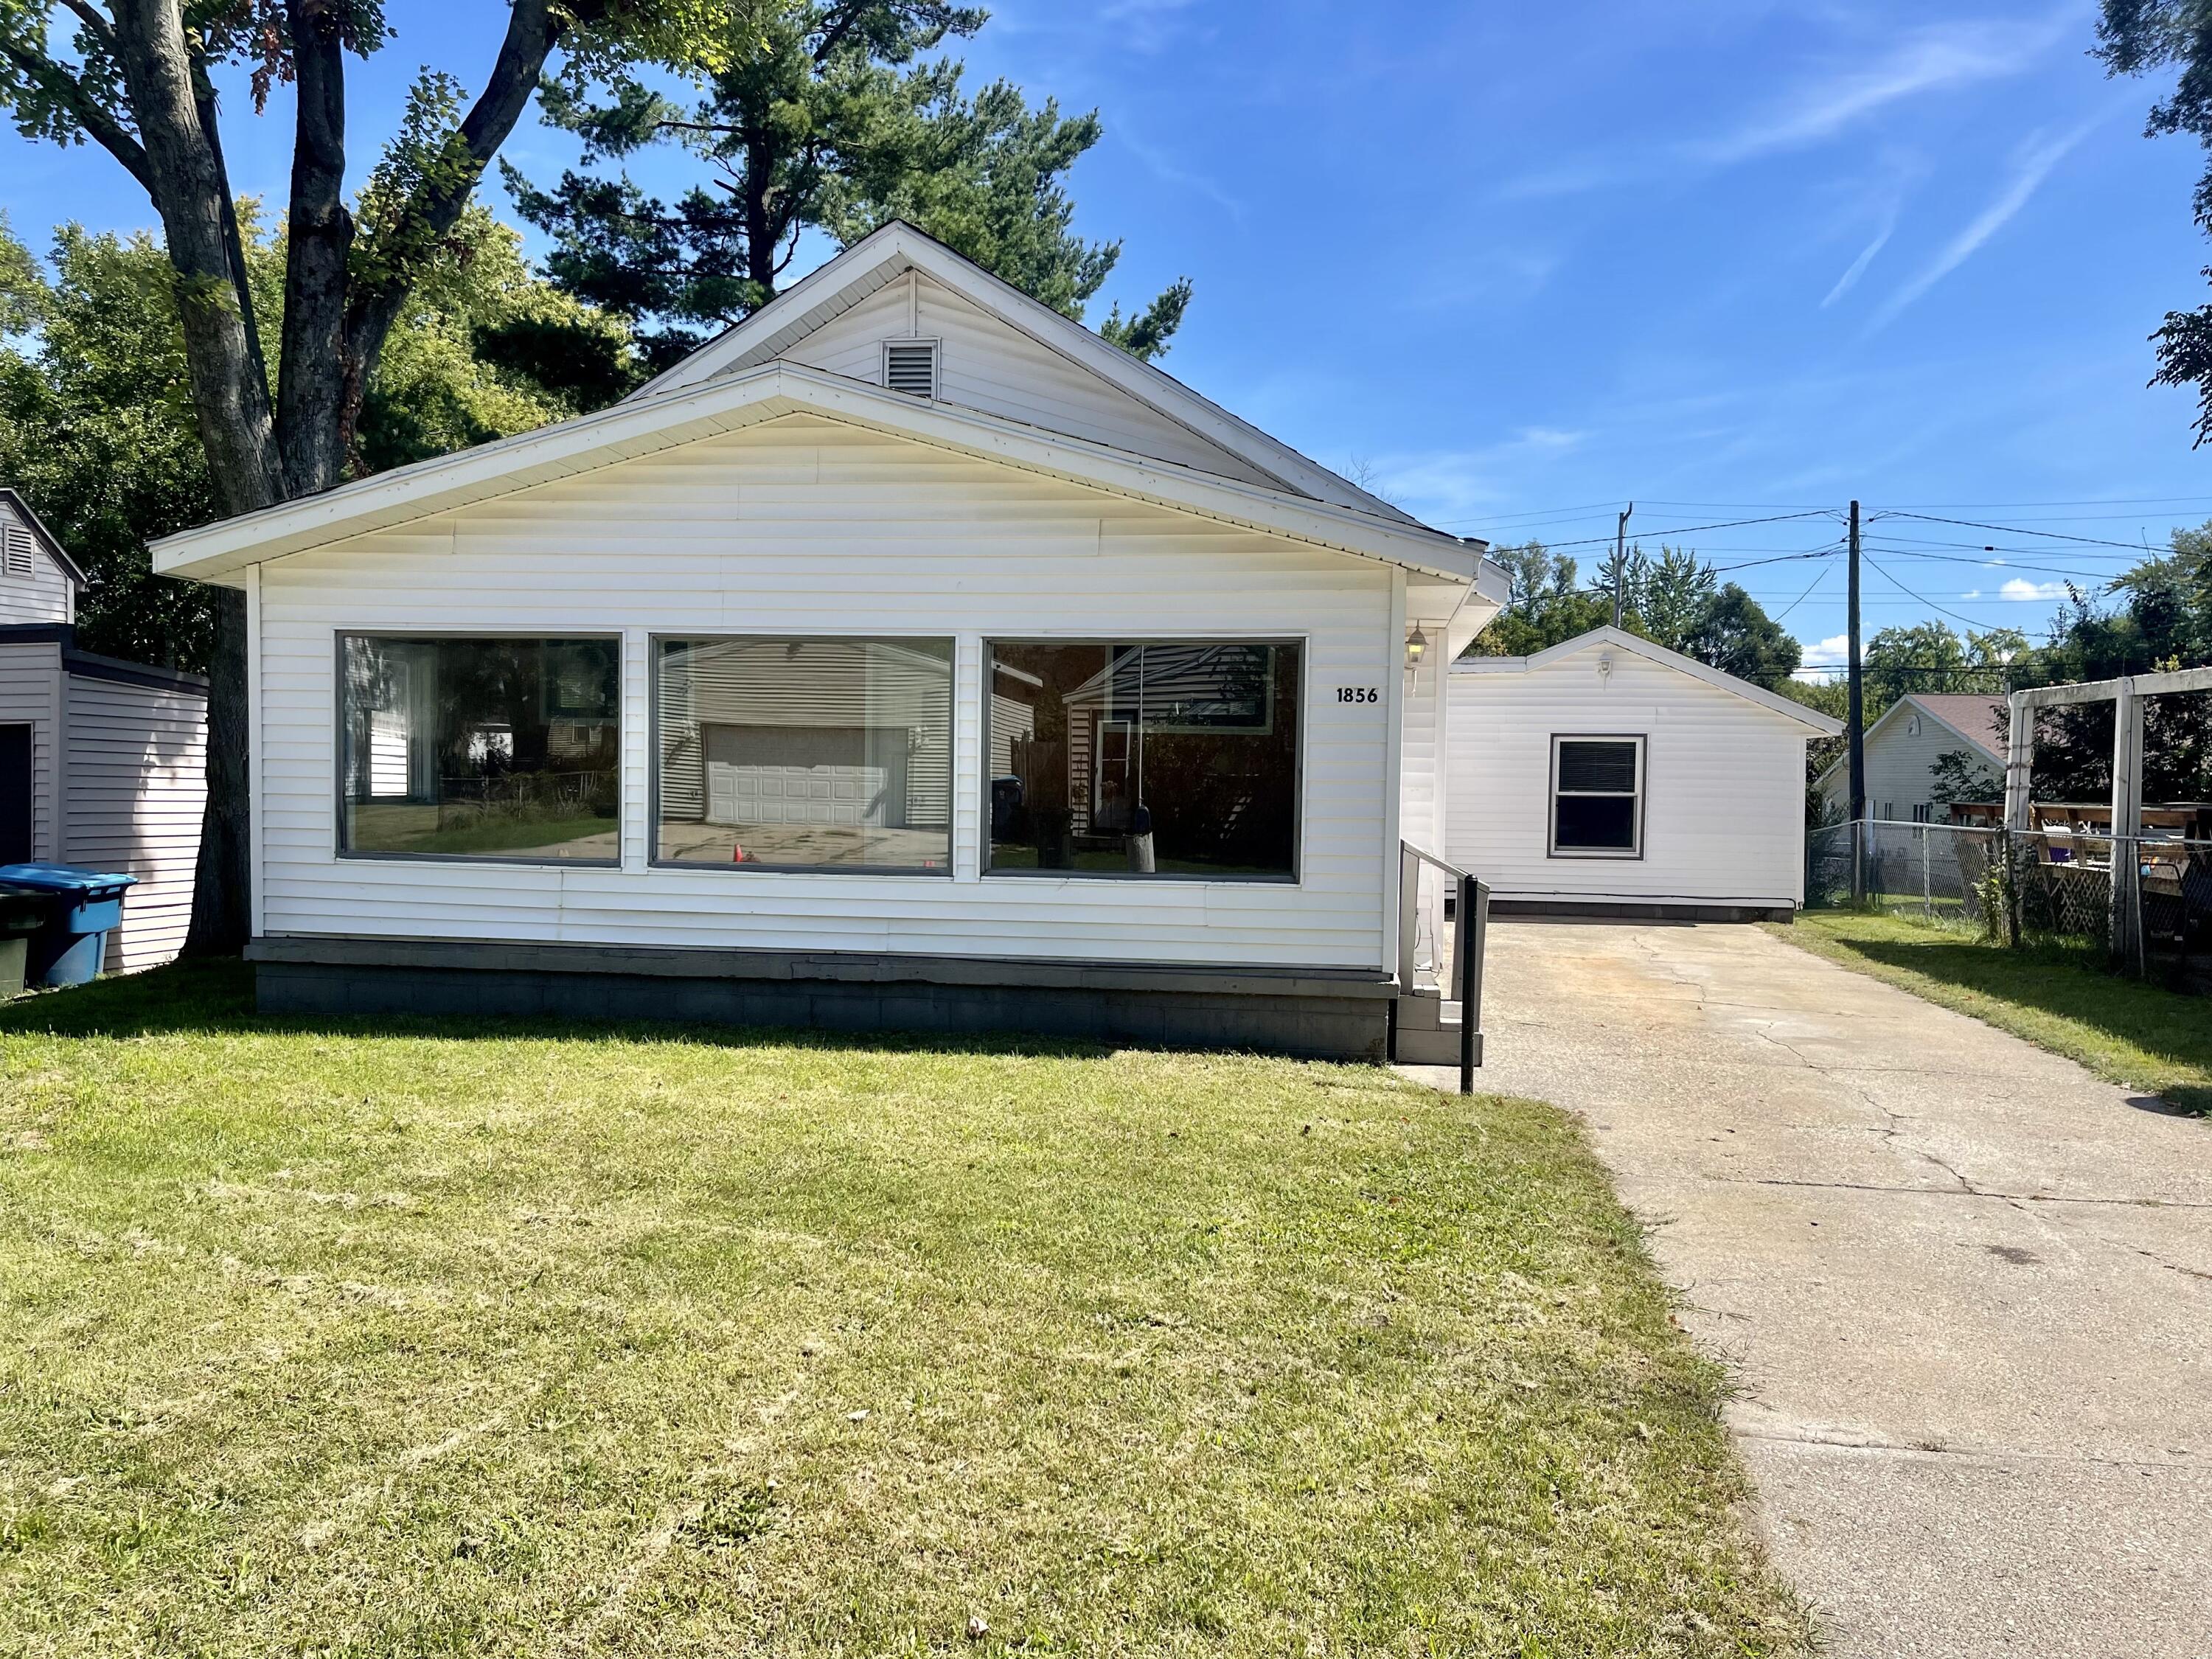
(1549, 735, 1644, 858)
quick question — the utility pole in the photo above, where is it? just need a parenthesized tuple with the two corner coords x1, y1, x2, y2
(1846, 498, 1865, 901)
(1612, 502, 1632, 629)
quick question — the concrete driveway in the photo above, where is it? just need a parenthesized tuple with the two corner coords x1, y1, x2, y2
(1431, 919, 2212, 1658)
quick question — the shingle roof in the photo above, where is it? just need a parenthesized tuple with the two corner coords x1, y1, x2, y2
(1907, 693, 2008, 762)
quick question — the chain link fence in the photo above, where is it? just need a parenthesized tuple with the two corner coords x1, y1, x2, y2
(1807, 820, 2212, 967)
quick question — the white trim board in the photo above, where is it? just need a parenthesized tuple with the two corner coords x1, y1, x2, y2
(1458, 626, 1843, 736)
(150, 363, 1487, 588)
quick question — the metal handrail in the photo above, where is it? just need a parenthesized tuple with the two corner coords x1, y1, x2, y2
(1397, 839, 1491, 1094)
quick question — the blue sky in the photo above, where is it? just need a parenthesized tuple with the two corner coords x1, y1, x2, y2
(5, 1, 2211, 670)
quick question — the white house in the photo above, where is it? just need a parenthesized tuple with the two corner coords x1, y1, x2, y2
(1442, 627, 1842, 919)
(1815, 692, 2006, 824)
(148, 223, 1509, 1059)
(0, 490, 209, 970)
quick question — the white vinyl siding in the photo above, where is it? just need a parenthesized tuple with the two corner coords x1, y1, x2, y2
(0, 502, 73, 625)
(1397, 648, 1443, 855)
(0, 639, 63, 861)
(1447, 649, 1811, 908)
(254, 414, 1396, 970)
(60, 672, 206, 971)
(1820, 699, 2004, 822)
(782, 275, 1287, 490)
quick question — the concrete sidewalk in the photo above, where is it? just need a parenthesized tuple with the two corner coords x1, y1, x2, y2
(1408, 919, 2212, 1658)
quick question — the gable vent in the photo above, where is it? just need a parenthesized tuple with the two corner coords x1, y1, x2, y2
(0, 521, 32, 579)
(883, 338, 939, 399)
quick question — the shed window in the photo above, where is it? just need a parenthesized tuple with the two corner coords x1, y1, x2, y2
(338, 636, 619, 863)
(653, 636, 953, 872)
(985, 640, 1301, 881)
(1, 521, 32, 578)
(1550, 736, 1644, 858)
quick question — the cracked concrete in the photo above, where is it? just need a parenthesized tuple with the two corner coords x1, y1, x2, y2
(1402, 919, 2212, 1658)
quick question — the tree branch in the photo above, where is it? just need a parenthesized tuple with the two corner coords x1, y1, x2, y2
(339, 0, 576, 451)
(0, 33, 153, 192)
(276, 0, 351, 494)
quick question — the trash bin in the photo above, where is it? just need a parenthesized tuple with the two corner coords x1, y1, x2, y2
(0, 863, 138, 988)
(0, 885, 47, 998)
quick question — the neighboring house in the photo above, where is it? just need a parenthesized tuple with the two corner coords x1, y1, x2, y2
(1441, 627, 1843, 919)
(147, 223, 1509, 1060)
(0, 489, 209, 970)
(1815, 692, 2007, 824)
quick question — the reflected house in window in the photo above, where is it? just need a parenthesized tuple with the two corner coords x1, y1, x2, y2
(339, 637, 620, 862)
(989, 641, 1300, 879)
(655, 638, 953, 872)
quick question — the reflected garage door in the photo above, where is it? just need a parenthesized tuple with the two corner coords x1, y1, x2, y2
(703, 723, 903, 827)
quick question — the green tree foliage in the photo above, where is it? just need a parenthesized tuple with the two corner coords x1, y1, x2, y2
(0, 208, 636, 671)
(1472, 542, 1801, 689)
(507, 1, 1189, 369)
(1860, 619, 2025, 708)
(2097, 2, 2212, 442)
(2013, 521, 2212, 801)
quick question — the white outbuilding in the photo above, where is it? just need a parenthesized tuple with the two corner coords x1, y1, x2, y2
(0, 489, 209, 970)
(1442, 627, 1842, 919)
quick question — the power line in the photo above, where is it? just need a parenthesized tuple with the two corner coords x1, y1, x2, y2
(1874, 510, 2161, 552)
(1860, 554, 2021, 630)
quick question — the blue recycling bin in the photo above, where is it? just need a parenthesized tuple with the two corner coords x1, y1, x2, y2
(0, 863, 137, 987)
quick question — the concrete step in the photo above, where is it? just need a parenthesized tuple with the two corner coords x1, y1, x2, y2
(1391, 997, 1481, 1066)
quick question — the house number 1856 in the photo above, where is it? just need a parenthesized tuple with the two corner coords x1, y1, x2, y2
(1336, 686, 1380, 703)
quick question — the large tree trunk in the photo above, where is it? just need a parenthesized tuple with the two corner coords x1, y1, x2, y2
(110, 1, 283, 959)
(277, 0, 351, 497)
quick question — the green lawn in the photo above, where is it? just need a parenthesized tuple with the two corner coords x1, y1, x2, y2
(0, 964, 1805, 1657)
(1775, 911, 2212, 1113)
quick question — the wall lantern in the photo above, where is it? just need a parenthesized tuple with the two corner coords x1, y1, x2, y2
(1405, 627, 1428, 667)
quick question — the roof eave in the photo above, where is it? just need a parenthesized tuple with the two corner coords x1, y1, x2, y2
(150, 363, 1480, 586)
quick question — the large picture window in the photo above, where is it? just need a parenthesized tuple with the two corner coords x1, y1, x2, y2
(653, 637, 953, 872)
(338, 636, 619, 861)
(1550, 735, 1644, 857)
(986, 640, 1301, 880)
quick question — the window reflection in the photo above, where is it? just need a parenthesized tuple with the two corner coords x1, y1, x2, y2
(987, 641, 1301, 880)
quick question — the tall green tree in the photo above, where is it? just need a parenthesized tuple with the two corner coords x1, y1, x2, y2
(507, 1, 1191, 370)
(0, 0, 700, 950)
(0, 208, 637, 672)
(2097, 1, 2212, 441)
(1472, 541, 1801, 688)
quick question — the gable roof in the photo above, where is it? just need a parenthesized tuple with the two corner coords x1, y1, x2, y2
(1453, 625, 1844, 735)
(1898, 692, 2008, 763)
(627, 220, 1422, 526)
(148, 360, 1491, 588)
(1811, 691, 2008, 790)
(0, 489, 88, 586)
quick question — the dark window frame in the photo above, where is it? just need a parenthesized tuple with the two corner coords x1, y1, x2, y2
(333, 630, 624, 869)
(646, 632, 959, 878)
(1548, 733, 1646, 860)
(980, 635, 1307, 886)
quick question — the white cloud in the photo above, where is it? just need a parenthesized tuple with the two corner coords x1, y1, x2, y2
(1701, 16, 2070, 165)
(1801, 633, 1851, 669)
(1822, 215, 1895, 307)
(1864, 120, 2097, 333)
(2000, 577, 2068, 601)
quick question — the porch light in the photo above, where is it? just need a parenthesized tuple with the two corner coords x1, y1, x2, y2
(1405, 627, 1428, 667)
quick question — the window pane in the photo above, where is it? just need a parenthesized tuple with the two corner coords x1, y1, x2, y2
(1557, 740, 1638, 794)
(1555, 794, 1636, 850)
(340, 637, 619, 860)
(654, 638, 953, 872)
(987, 641, 1300, 880)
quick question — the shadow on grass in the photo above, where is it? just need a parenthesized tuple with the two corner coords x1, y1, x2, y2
(1820, 931, 2212, 1113)
(0, 957, 1124, 1063)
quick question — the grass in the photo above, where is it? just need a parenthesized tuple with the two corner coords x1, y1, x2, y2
(1775, 910, 2212, 1113)
(0, 964, 1805, 1658)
